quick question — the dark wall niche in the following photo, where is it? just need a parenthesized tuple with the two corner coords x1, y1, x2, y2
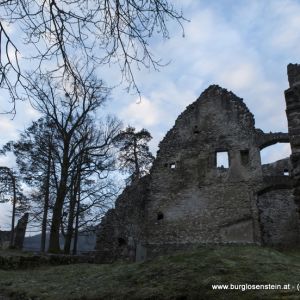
(118, 237, 126, 246)
(193, 125, 200, 134)
(157, 212, 164, 220)
(240, 149, 249, 166)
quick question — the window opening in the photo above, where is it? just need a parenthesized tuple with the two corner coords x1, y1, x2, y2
(118, 237, 126, 246)
(283, 169, 289, 176)
(157, 212, 164, 220)
(216, 151, 229, 168)
(193, 125, 200, 134)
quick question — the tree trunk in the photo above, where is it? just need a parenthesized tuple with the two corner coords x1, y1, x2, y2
(10, 175, 17, 248)
(64, 172, 79, 254)
(133, 137, 140, 181)
(72, 171, 81, 255)
(40, 144, 52, 252)
(48, 144, 70, 253)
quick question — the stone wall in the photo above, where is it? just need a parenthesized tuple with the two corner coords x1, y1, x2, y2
(145, 86, 263, 256)
(285, 63, 300, 214)
(262, 158, 291, 177)
(257, 189, 299, 246)
(96, 67, 300, 262)
(0, 213, 29, 250)
(95, 176, 150, 263)
(0, 232, 10, 249)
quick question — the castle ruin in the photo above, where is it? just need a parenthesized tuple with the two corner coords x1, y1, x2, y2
(0, 213, 29, 250)
(95, 64, 300, 262)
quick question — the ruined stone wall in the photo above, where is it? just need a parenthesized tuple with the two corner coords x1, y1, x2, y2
(285, 63, 300, 213)
(0, 231, 10, 249)
(95, 176, 150, 263)
(0, 213, 29, 249)
(96, 68, 300, 262)
(259, 158, 299, 246)
(262, 158, 291, 177)
(14, 213, 29, 249)
(144, 86, 263, 256)
(257, 189, 299, 246)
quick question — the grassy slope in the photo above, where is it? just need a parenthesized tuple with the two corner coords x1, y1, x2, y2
(1, 246, 300, 300)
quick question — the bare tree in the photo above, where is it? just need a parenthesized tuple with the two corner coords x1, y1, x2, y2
(0, 1, 185, 113)
(26, 69, 121, 253)
(63, 116, 120, 254)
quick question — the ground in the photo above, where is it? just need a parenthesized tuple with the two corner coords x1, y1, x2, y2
(1, 245, 300, 299)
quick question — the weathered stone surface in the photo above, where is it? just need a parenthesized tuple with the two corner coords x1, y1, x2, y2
(145, 86, 262, 254)
(255, 131, 289, 150)
(257, 189, 299, 246)
(96, 66, 300, 262)
(95, 176, 150, 263)
(287, 63, 300, 87)
(0, 213, 29, 250)
(14, 213, 28, 250)
(285, 63, 300, 213)
(262, 158, 291, 177)
(0, 232, 10, 250)
(259, 159, 294, 194)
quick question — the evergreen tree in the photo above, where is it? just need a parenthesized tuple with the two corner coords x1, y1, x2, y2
(114, 126, 154, 184)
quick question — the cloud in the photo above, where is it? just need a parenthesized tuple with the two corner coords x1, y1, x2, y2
(268, 0, 300, 54)
(1, 0, 300, 226)
(0, 117, 18, 143)
(218, 63, 258, 91)
(114, 0, 300, 152)
(0, 97, 41, 142)
(119, 97, 162, 128)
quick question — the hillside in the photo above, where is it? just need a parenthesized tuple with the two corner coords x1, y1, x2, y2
(1, 245, 300, 299)
(23, 232, 96, 253)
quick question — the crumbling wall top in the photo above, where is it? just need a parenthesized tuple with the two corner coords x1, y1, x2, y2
(287, 63, 300, 87)
(157, 84, 255, 153)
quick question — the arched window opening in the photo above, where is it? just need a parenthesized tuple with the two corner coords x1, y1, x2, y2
(260, 143, 291, 165)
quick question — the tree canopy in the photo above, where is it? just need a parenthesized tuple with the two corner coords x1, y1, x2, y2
(114, 126, 154, 184)
(0, 1, 185, 113)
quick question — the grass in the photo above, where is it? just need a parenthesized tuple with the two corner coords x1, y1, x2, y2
(1, 245, 300, 299)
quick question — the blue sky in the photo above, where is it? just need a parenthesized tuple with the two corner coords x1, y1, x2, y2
(1, 0, 300, 229)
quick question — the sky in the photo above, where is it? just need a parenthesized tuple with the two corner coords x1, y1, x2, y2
(1, 0, 300, 229)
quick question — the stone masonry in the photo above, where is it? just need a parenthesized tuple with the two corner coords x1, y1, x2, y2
(285, 64, 300, 215)
(96, 64, 300, 262)
(0, 213, 29, 249)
